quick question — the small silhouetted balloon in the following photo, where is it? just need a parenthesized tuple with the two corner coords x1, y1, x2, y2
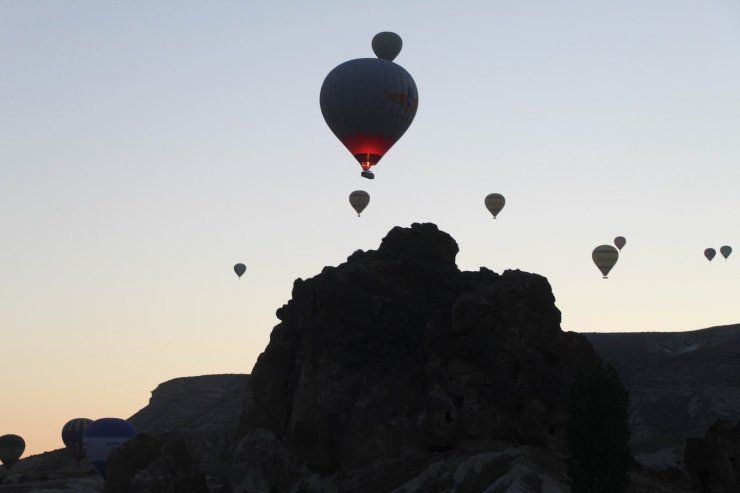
(614, 236, 626, 251)
(720, 245, 732, 260)
(372, 32, 403, 61)
(83, 418, 136, 480)
(349, 190, 370, 216)
(62, 418, 93, 464)
(592, 245, 619, 279)
(234, 263, 246, 279)
(704, 248, 716, 262)
(0, 434, 25, 469)
(484, 193, 506, 219)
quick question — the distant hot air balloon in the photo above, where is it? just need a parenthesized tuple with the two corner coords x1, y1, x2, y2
(371, 32, 403, 61)
(320, 32, 418, 179)
(62, 418, 93, 464)
(720, 245, 732, 260)
(484, 193, 506, 219)
(704, 248, 716, 262)
(0, 434, 25, 470)
(83, 418, 136, 480)
(592, 245, 619, 279)
(614, 236, 626, 251)
(349, 190, 370, 216)
(234, 263, 246, 279)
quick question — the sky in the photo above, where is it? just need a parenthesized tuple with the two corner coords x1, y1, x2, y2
(1, 0, 739, 457)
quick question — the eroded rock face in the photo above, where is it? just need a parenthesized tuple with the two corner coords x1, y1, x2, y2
(105, 433, 209, 493)
(119, 374, 248, 492)
(684, 419, 740, 493)
(233, 223, 601, 492)
(585, 325, 740, 467)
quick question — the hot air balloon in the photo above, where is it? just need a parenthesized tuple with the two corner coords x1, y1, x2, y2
(83, 418, 137, 480)
(62, 418, 93, 464)
(349, 190, 370, 216)
(484, 193, 505, 219)
(0, 434, 25, 469)
(320, 32, 418, 179)
(704, 248, 716, 262)
(371, 32, 402, 61)
(592, 245, 619, 279)
(234, 263, 246, 279)
(720, 245, 732, 260)
(614, 236, 626, 251)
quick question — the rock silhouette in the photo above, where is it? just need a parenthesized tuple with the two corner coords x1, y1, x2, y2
(231, 223, 602, 492)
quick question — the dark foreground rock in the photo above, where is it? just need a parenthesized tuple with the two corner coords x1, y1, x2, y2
(684, 419, 740, 493)
(232, 223, 602, 492)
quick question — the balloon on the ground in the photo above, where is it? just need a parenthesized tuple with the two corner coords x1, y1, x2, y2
(83, 418, 137, 480)
(372, 32, 402, 61)
(592, 245, 619, 279)
(484, 193, 506, 219)
(704, 248, 716, 262)
(320, 33, 418, 179)
(720, 245, 732, 260)
(234, 263, 246, 279)
(62, 418, 93, 464)
(349, 190, 370, 216)
(614, 236, 626, 251)
(0, 434, 25, 469)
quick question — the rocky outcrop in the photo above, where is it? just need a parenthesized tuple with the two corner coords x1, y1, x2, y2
(684, 419, 740, 493)
(106, 433, 209, 493)
(232, 223, 602, 492)
(129, 374, 248, 435)
(585, 325, 740, 468)
(109, 374, 248, 492)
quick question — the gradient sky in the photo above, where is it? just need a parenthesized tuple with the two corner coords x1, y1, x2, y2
(1, 1, 739, 456)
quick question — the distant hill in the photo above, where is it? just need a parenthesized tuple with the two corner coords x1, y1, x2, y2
(584, 323, 740, 467)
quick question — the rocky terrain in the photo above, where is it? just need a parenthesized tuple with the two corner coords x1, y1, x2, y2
(2, 224, 737, 492)
(228, 223, 603, 492)
(0, 375, 247, 493)
(585, 325, 740, 469)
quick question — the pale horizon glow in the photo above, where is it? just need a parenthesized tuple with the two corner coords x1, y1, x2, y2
(1, 1, 739, 456)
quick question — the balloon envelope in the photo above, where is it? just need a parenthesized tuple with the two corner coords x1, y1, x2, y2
(62, 418, 93, 463)
(234, 263, 246, 278)
(592, 245, 619, 278)
(0, 434, 25, 469)
(720, 245, 732, 259)
(484, 193, 506, 219)
(83, 418, 137, 480)
(614, 236, 626, 251)
(349, 190, 370, 216)
(704, 248, 716, 262)
(372, 32, 402, 61)
(320, 56, 418, 175)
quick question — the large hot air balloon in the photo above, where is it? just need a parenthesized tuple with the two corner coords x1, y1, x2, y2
(234, 263, 246, 279)
(349, 190, 370, 216)
(320, 32, 418, 179)
(83, 418, 137, 480)
(614, 236, 626, 251)
(704, 248, 716, 262)
(0, 434, 25, 469)
(592, 245, 619, 279)
(720, 245, 732, 260)
(62, 418, 93, 464)
(484, 193, 505, 219)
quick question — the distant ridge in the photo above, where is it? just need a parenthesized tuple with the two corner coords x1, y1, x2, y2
(584, 323, 740, 467)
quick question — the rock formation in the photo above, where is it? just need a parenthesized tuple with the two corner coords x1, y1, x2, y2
(231, 223, 602, 492)
(108, 374, 248, 492)
(585, 325, 740, 468)
(684, 419, 740, 493)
